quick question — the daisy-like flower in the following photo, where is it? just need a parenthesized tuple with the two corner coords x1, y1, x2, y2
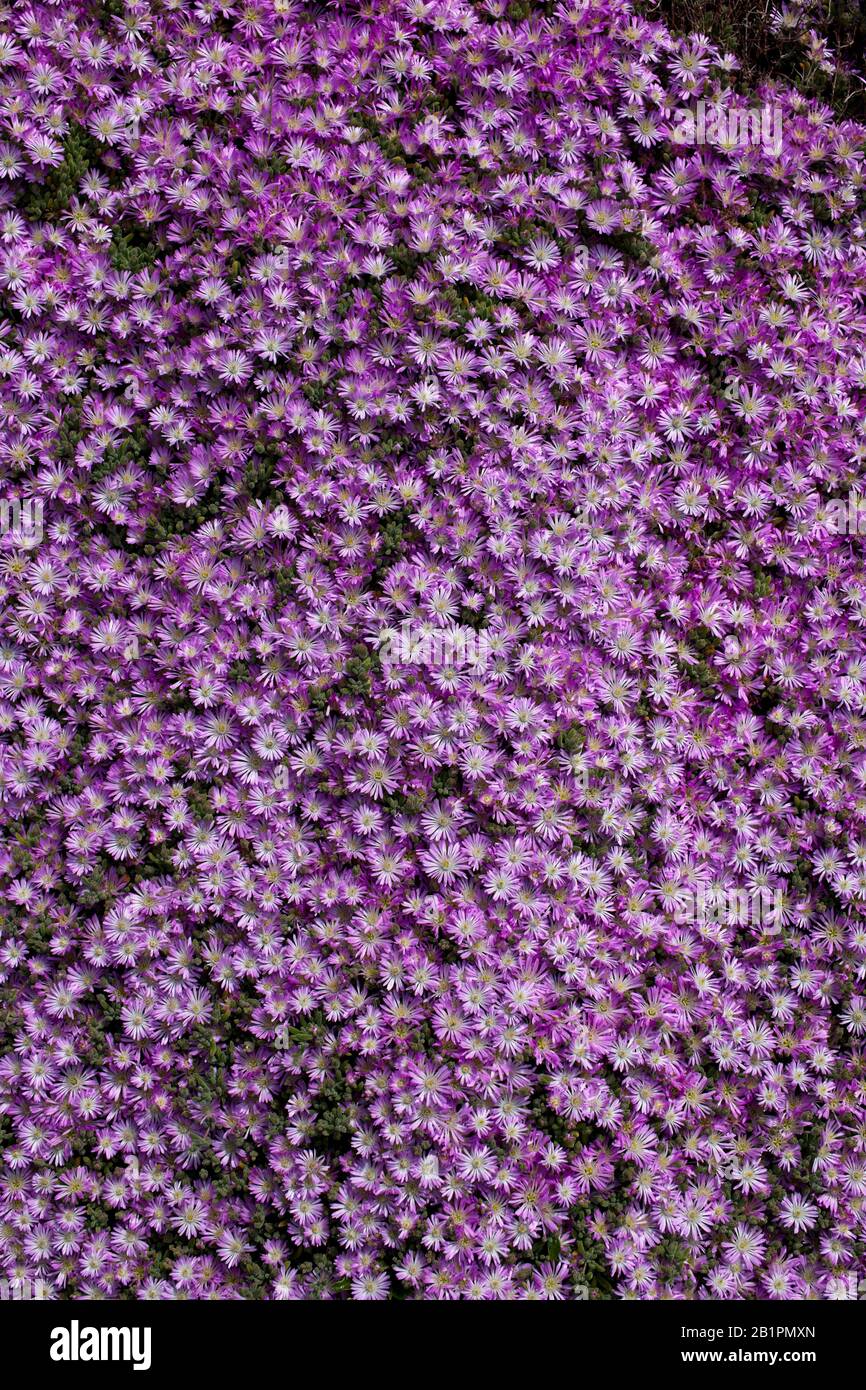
(0, 0, 864, 1309)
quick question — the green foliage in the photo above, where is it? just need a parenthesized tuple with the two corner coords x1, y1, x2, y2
(606, 230, 656, 265)
(431, 765, 462, 798)
(554, 723, 585, 755)
(370, 506, 415, 585)
(243, 455, 276, 500)
(750, 679, 782, 716)
(244, 438, 285, 503)
(301, 380, 327, 407)
(390, 243, 422, 277)
(132, 842, 177, 880)
(18, 123, 103, 222)
(752, 568, 775, 598)
(339, 642, 381, 700)
(641, 0, 866, 118)
(54, 402, 84, 466)
(109, 224, 159, 274)
(439, 284, 499, 326)
(271, 565, 295, 604)
(381, 786, 424, 814)
(529, 1085, 581, 1148)
(690, 625, 721, 660)
(311, 1056, 363, 1154)
(91, 421, 151, 480)
(140, 487, 222, 549)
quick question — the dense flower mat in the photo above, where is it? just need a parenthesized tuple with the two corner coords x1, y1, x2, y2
(1, 0, 866, 1300)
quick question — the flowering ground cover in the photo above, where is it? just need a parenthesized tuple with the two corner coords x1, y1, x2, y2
(1, 0, 865, 1301)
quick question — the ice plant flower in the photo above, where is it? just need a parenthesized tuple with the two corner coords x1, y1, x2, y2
(0, 0, 865, 1301)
